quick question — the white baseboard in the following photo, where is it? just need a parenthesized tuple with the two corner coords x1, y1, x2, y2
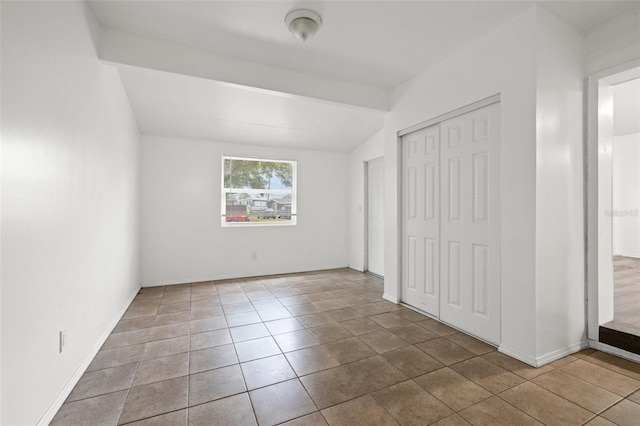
(382, 293, 399, 304)
(498, 345, 539, 367)
(142, 265, 353, 287)
(500, 340, 588, 368)
(37, 286, 140, 426)
(589, 339, 640, 363)
(535, 341, 589, 366)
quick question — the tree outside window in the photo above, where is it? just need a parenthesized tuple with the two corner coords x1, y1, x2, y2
(222, 156, 297, 226)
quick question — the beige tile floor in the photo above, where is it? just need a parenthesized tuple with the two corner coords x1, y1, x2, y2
(52, 268, 640, 426)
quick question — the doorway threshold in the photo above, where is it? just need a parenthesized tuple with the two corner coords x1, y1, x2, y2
(599, 321, 640, 355)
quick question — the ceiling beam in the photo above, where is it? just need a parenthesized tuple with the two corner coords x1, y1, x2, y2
(98, 28, 390, 112)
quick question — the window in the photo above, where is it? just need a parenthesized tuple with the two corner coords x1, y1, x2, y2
(221, 156, 297, 226)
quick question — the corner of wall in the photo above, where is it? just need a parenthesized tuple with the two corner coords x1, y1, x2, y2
(586, 9, 640, 75)
(37, 286, 140, 426)
(534, 340, 589, 367)
(533, 5, 586, 359)
(2, 2, 142, 423)
(81, 0, 101, 56)
(382, 293, 398, 304)
(501, 339, 589, 367)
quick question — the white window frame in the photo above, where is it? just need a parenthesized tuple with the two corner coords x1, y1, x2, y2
(221, 155, 297, 227)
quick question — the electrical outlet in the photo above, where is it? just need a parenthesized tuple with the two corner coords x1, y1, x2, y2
(59, 329, 67, 353)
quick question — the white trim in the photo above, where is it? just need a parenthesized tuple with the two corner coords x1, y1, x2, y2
(143, 279, 194, 287)
(395, 135, 403, 308)
(142, 265, 352, 287)
(382, 293, 399, 304)
(586, 59, 640, 341)
(221, 155, 297, 228)
(222, 220, 297, 228)
(535, 341, 589, 367)
(37, 287, 140, 426)
(498, 344, 538, 367)
(364, 156, 385, 277)
(397, 94, 500, 137)
(500, 341, 589, 368)
(222, 155, 297, 164)
(363, 161, 369, 274)
(602, 66, 640, 85)
(588, 339, 640, 364)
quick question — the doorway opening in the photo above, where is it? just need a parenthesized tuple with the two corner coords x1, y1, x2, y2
(365, 157, 385, 278)
(587, 62, 640, 355)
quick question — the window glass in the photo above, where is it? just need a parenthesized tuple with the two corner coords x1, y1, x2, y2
(222, 156, 297, 226)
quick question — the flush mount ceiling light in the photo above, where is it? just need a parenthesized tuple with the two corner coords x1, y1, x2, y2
(285, 9, 322, 42)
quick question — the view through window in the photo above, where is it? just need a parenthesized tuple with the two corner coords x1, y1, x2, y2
(222, 156, 297, 226)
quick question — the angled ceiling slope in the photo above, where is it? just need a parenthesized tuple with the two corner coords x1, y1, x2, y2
(87, 1, 640, 151)
(118, 64, 387, 153)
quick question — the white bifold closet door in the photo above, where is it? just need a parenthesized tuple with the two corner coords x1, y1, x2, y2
(401, 124, 441, 316)
(401, 102, 501, 344)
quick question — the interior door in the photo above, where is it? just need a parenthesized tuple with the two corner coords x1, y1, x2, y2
(439, 102, 501, 344)
(401, 125, 440, 316)
(367, 157, 385, 277)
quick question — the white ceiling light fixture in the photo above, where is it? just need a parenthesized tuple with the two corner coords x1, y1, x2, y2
(285, 9, 322, 42)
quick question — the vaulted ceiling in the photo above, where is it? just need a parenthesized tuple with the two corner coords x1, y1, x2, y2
(87, 1, 640, 152)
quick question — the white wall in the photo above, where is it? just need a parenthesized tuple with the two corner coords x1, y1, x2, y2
(585, 24, 640, 339)
(534, 8, 586, 361)
(612, 77, 640, 258)
(612, 78, 640, 257)
(382, 7, 539, 362)
(613, 78, 640, 136)
(141, 135, 349, 285)
(348, 5, 589, 365)
(1, 2, 140, 425)
(586, 11, 640, 75)
(348, 130, 385, 272)
(613, 134, 640, 257)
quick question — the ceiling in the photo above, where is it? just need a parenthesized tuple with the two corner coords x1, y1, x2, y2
(88, 1, 640, 152)
(118, 65, 386, 152)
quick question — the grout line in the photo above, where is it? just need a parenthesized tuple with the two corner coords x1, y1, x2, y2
(186, 325, 191, 426)
(115, 320, 149, 425)
(493, 392, 567, 425)
(66, 270, 604, 425)
(118, 407, 186, 426)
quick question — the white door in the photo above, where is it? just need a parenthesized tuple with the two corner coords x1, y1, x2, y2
(400, 102, 501, 344)
(439, 102, 501, 344)
(401, 125, 440, 316)
(367, 157, 385, 277)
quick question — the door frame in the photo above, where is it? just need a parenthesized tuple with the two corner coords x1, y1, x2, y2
(586, 60, 640, 342)
(396, 94, 501, 308)
(364, 156, 385, 277)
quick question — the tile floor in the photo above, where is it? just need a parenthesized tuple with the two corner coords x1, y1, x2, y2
(52, 268, 640, 425)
